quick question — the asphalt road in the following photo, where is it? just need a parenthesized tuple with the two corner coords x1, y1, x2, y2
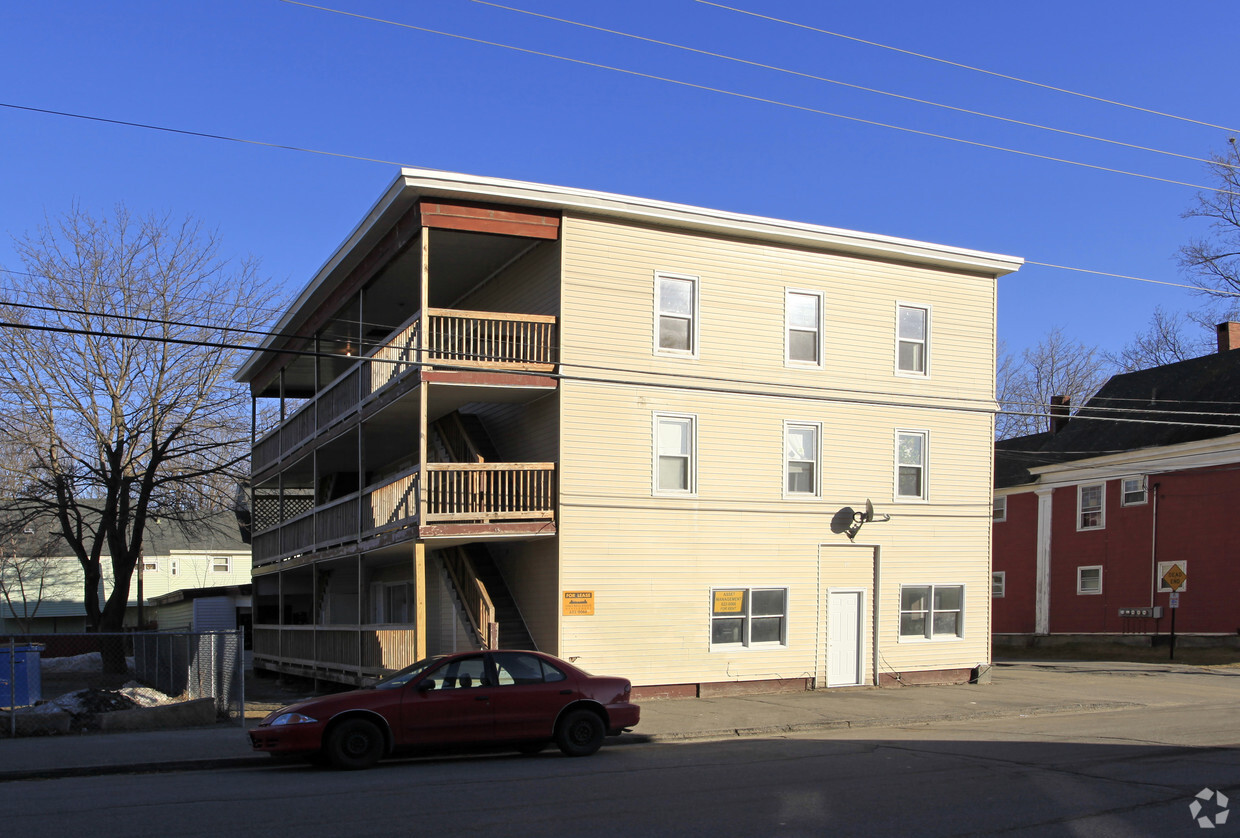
(7, 694, 1238, 838)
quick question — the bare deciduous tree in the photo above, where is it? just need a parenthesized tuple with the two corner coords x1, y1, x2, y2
(996, 328, 1112, 439)
(1105, 307, 1215, 373)
(0, 205, 276, 669)
(1180, 139, 1240, 306)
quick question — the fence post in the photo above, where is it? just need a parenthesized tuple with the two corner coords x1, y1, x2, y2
(236, 627, 245, 725)
(9, 637, 15, 739)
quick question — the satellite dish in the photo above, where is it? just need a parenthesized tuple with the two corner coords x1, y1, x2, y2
(832, 499, 891, 541)
(830, 507, 857, 535)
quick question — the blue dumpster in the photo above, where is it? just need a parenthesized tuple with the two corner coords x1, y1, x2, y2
(0, 644, 43, 707)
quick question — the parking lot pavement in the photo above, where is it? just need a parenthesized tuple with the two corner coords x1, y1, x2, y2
(2, 659, 1234, 781)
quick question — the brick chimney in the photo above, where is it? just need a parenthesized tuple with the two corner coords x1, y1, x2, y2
(1050, 395, 1070, 434)
(1217, 321, 1240, 353)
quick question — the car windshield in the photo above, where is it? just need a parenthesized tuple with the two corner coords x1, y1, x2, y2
(373, 656, 444, 690)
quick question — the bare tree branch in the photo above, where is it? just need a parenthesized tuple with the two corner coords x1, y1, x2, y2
(0, 205, 277, 668)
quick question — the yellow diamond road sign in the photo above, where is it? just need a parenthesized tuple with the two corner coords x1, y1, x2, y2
(1162, 563, 1187, 592)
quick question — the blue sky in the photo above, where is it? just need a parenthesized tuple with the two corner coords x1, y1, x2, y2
(3, 1, 1237, 360)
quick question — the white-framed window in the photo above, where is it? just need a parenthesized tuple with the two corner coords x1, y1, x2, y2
(784, 421, 821, 497)
(211, 556, 230, 573)
(1121, 476, 1148, 506)
(896, 303, 930, 375)
(654, 413, 697, 494)
(992, 496, 1007, 522)
(655, 272, 699, 356)
(992, 572, 1006, 598)
(785, 289, 823, 366)
(899, 584, 963, 639)
(1077, 566, 1103, 595)
(710, 587, 787, 648)
(170, 559, 178, 577)
(142, 559, 158, 572)
(1078, 483, 1105, 530)
(895, 430, 928, 501)
(1156, 561, 1187, 593)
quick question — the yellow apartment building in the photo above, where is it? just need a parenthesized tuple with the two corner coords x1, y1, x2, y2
(237, 169, 1022, 695)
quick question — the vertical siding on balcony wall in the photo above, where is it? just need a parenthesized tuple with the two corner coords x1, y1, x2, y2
(554, 214, 997, 686)
(453, 239, 561, 317)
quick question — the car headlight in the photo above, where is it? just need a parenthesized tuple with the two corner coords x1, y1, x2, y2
(269, 712, 318, 726)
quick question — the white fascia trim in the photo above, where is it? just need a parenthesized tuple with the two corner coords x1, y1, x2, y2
(398, 168, 1024, 276)
(1026, 433, 1240, 488)
(239, 168, 1023, 381)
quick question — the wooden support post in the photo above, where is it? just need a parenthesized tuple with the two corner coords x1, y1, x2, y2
(414, 542, 427, 660)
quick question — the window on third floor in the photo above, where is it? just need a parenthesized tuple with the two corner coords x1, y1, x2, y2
(655, 273, 699, 357)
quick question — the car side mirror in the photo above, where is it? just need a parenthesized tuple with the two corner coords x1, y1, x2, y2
(415, 679, 435, 692)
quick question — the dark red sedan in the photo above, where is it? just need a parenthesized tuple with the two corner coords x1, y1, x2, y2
(249, 650, 640, 769)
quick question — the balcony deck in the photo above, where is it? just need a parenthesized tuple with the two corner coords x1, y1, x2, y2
(253, 308, 556, 476)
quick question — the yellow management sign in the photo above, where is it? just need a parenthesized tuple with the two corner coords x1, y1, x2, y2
(713, 590, 745, 614)
(563, 591, 594, 616)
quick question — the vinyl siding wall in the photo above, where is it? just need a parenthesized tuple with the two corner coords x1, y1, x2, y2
(554, 214, 996, 686)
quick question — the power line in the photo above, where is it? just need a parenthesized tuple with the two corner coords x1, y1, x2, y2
(0, 102, 402, 169)
(1023, 261, 1240, 298)
(272, 1, 1239, 198)
(469, 0, 1229, 171)
(695, 0, 1240, 135)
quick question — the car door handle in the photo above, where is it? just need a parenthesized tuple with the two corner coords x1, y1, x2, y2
(560, 690, 573, 695)
(475, 696, 489, 701)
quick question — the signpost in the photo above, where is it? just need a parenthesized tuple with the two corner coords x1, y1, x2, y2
(1162, 563, 1186, 660)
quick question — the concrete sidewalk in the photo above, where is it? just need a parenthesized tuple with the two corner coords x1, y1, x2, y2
(1, 660, 1233, 782)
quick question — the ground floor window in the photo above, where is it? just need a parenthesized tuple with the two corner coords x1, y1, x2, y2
(1156, 560, 1187, 593)
(1077, 566, 1103, 595)
(371, 581, 414, 624)
(992, 572, 1005, 598)
(710, 587, 787, 648)
(899, 585, 963, 639)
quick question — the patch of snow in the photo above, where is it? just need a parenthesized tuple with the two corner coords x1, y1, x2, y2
(40, 652, 135, 674)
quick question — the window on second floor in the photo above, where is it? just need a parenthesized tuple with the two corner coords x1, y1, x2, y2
(212, 556, 230, 573)
(1078, 484, 1104, 530)
(784, 422, 821, 497)
(785, 290, 823, 366)
(897, 304, 929, 375)
(992, 572, 1006, 598)
(1121, 476, 1148, 506)
(654, 413, 697, 495)
(896, 430, 928, 501)
(656, 273, 698, 356)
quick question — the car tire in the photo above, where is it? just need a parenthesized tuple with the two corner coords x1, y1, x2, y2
(555, 709, 605, 757)
(515, 740, 549, 755)
(326, 718, 385, 770)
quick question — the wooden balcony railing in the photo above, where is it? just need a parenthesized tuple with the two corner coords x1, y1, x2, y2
(426, 308, 556, 371)
(252, 309, 556, 475)
(253, 625, 422, 675)
(425, 463, 556, 523)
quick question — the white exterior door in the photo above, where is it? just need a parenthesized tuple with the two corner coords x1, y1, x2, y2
(827, 590, 863, 687)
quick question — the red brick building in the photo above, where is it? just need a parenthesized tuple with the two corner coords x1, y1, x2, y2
(993, 323, 1240, 640)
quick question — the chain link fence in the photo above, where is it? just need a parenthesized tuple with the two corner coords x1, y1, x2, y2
(2, 630, 245, 732)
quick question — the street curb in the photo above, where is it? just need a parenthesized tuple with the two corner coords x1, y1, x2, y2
(0, 699, 1142, 781)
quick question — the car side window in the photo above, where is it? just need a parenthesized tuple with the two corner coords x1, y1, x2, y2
(492, 653, 566, 686)
(424, 656, 490, 689)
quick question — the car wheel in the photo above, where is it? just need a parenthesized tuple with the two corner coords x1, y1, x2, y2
(326, 718, 385, 770)
(555, 709, 605, 757)
(515, 740, 549, 755)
